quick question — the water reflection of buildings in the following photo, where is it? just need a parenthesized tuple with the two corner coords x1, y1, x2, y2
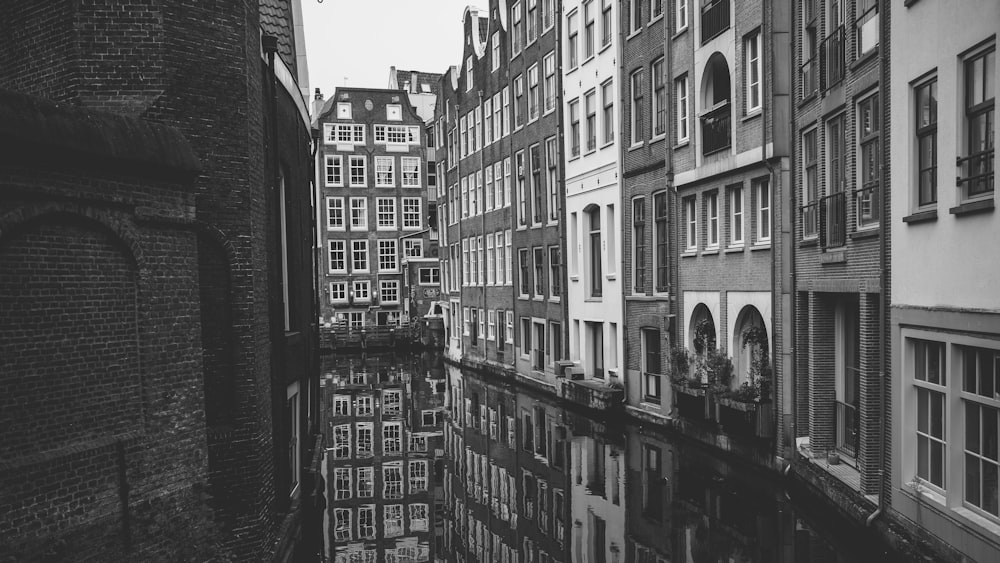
(321, 352, 446, 563)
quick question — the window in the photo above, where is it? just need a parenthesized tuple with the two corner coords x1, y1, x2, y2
(543, 0, 554, 30)
(404, 239, 422, 258)
(383, 422, 403, 455)
(356, 395, 373, 416)
(356, 466, 374, 497)
(915, 77, 938, 207)
(961, 344, 1000, 516)
(676, 75, 689, 142)
(488, 309, 497, 340)
(654, 192, 668, 292)
(584, 1, 595, 59)
(961, 47, 995, 199)
(463, 307, 470, 335)
(629, 0, 642, 33)
(401, 157, 420, 187)
(514, 75, 525, 128)
(329, 282, 347, 304)
(350, 197, 368, 230)
(729, 185, 744, 246)
(630, 70, 644, 145)
(706, 191, 719, 248)
(569, 99, 581, 157)
(503, 86, 511, 135)
(384, 504, 403, 538)
(346, 312, 364, 329)
(543, 52, 556, 114)
(855, 0, 878, 56)
(334, 394, 351, 416)
(546, 137, 559, 221)
(332, 424, 350, 459)
(486, 234, 496, 284)
(601, 0, 612, 47)
(383, 463, 404, 499)
(495, 232, 506, 285)
(492, 32, 501, 71)
(549, 246, 561, 299)
(584, 90, 597, 152)
(333, 508, 351, 541)
(913, 339, 946, 490)
(325, 155, 343, 187)
(418, 267, 439, 285)
(375, 156, 395, 187)
(374, 124, 420, 145)
(744, 30, 762, 114)
(588, 207, 603, 297)
(353, 280, 370, 303)
(386, 103, 402, 121)
(754, 178, 771, 243)
(567, 11, 579, 69)
(802, 128, 819, 238)
(409, 460, 428, 493)
(642, 328, 662, 400)
(403, 197, 421, 228)
(528, 64, 540, 121)
(633, 197, 646, 292)
(379, 280, 399, 304)
(516, 151, 527, 225)
(684, 197, 697, 251)
(466, 55, 474, 92)
(857, 93, 880, 228)
(601, 80, 615, 145)
(349, 155, 366, 187)
(519, 248, 531, 296)
(330, 123, 364, 144)
(409, 503, 429, 532)
(484, 100, 493, 147)
(327, 197, 345, 230)
(334, 467, 352, 500)
(328, 240, 346, 273)
(506, 230, 513, 283)
(351, 240, 368, 272)
(506, 311, 515, 344)
(358, 505, 376, 539)
(378, 239, 397, 272)
(527, 0, 538, 43)
(376, 197, 396, 229)
(652, 0, 663, 19)
(533, 247, 545, 297)
(521, 317, 532, 359)
(652, 58, 666, 136)
(336, 102, 352, 120)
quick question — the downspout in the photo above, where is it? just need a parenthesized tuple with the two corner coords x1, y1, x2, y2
(617, 0, 629, 399)
(868, 0, 888, 527)
(665, 2, 676, 356)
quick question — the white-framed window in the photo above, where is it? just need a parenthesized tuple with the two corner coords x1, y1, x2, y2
(676, 75, 689, 143)
(383, 463, 403, 498)
(352, 280, 370, 303)
(506, 311, 515, 344)
(350, 197, 368, 230)
(380, 280, 400, 304)
(333, 507, 351, 541)
(403, 239, 423, 258)
(485, 166, 495, 211)
(328, 240, 346, 273)
(326, 197, 345, 230)
(568, 99, 580, 157)
(548, 245, 561, 299)
(334, 466, 352, 500)
(526, 0, 538, 44)
(754, 178, 771, 243)
(583, 0, 595, 59)
(857, 91, 880, 229)
(493, 92, 503, 141)
(383, 421, 403, 455)
(495, 231, 506, 285)
(729, 185, 744, 246)
(488, 309, 497, 340)
(336, 102, 352, 120)
(349, 155, 366, 187)
(328, 123, 364, 144)
(505, 229, 513, 284)
(402, 197, 421, 229)
(409, 460, 428, 493)
(960, 45, 994, 202)
(357, 505, 376, 539)
(409, 503, 429, 532)
(601, 79, 614, 145)
(684, 196, 697, 251)
(383, 389, 401, 415)
(630, 69, 644, 145)
(629, 0, 642, 33)
(492, 32, 501, 71)
(502, 86, 511, 136)
(329, 282, 347, 304)
(384, 504, 404, 538)
(600, 0, 612, 47)
(543, 52, 556, 114)
(652, 57, 666, 137)
(357, 466, 374, 497)
(484, 99, 493, 146)
(514, 74, 524, 129)
(346, 311, 364, 328)
(486, 234, 496, 284)
(351, 239, 369, 272)
(546, 137, 559, 221)
(356, 395, 373, 416)
(418, 267, 439, 285)
(585, 90, 597, 153)
(332, 424, 351, 459)
(512, 1, 524, 56)
(466, 55, 474, 92)
(567, 10, 578, 70)
(355, 423, 373, 458)
(744, 30, 762, 114)
(324, 155, 343, 187)
(676, 0, 687, 32)
(374, 124, 420, 145)
(375, 156, 395, 187)
(707, 191, 719, 249)
(376, 197, 397, 229)
(333, 394, 351, 416)
(528, 63, 540, 121)
(401, 157, 420, 187)
(632, 196, 646, 292)
(378, 239, 398, 272)
(463, 306, 471, 335)
(543, 0, 555, 31)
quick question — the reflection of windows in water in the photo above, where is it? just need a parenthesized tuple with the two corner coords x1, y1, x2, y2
(356, 423, 373, 457)
(409, 460, 428, 492)
(333, 467, 351, 500)
(382, 464, 403, 499)
(332, 424, 350, 459)
(357, 505, 376, 539)
(333, 507, 351, 541)
(356, 467, 374, 498)
(384, 504, 404, 537)
(409, 433, 428, 452)
(383, 389, 402, 415)
(382, 421, 402, 455)
(356, 395, 373, 416)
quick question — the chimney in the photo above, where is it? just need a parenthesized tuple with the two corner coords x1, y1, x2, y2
(410, 71, 418, 94)
(312, 88, 325, 117)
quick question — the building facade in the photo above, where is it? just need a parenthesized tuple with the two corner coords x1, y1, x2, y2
(0, 1, 321, 561)
(563, 0, 625, 384)
(889, 0, 999, 559)
(317, 88, 436, 329)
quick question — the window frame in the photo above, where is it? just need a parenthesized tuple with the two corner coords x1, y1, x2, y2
(630, 69, 645, 146)
(325, 154, 343, 187)
(676, 74, 689, 143)
(914, 76, 938, 208)
(744, 29, 762, 115)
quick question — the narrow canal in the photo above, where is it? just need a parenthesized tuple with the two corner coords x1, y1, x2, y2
(319, 352, 906, 563)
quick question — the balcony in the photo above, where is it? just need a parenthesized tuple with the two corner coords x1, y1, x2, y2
(701, 103, 731, 156)
(855, 182, 879, 228)
(801, 56, 818, 99)
(820, 191, 846, 249)
(835, 399, 859, 459)
(700, 0, 730, 45)
(957, 148, 995, 197)
(820, 26, 845, 90)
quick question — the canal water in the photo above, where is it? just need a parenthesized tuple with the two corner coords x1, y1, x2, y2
(320, 352, 905, 563)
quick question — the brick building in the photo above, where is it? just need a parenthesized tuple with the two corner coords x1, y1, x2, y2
(888, 0, 999, 559)
(0, 1, 321, 561)
(316, 87, 437, 328)
(435, 1, 568, 393)
(790, 0, 887, 504)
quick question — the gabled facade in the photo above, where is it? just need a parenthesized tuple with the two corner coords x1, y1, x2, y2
(889, 0, 999, 559)
(563, 0, 625, 384)
(317, 88, 436, 329)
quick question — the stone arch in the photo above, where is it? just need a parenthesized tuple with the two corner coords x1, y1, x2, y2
(699, 51, 732, 109)
(688, 303, 717, 354)
(732, 305, 768, 387)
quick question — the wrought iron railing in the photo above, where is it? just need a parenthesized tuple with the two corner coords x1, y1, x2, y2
(701, 0, 730, 44)
(957, 148, 995, 197)
(820, 26, 845, 90)
(701, 103, 732, 156)
(855, 182, 879, 228)
(835, 399, 859, 458)
(820, 191, 846, 249)
(801, 55, 818, 98)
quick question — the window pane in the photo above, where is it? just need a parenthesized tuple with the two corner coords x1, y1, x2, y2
(931, 440, 944, 486)
(930, 391, 944, 438)
(968, 402, 981, 454)
(917, 387, 929, 433)
(917, 435, 929, 481)
(985, 406, 999, 462)
(985, 462, 1000, 516)
(966, 454, 981, 505)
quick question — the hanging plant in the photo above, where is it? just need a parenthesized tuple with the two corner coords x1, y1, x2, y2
(733, 326, 772, 403)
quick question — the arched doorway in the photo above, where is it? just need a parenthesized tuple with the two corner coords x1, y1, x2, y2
(700, 52, 732, 155)
(733, 305, 768, 391)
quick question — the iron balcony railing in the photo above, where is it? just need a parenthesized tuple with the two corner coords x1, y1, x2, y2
(855, 181, 880, 228)
(820, 191, 846, 249)
(957, 148, 995, 197)
(701, 0, 730, 44)
(820, 26, 845, 90)
(701, 102, 732, 156)
(835, 398, 859, 459)
(801, 55, 818, 98)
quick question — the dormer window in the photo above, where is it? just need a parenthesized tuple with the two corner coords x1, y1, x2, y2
(337, 102, 352, 120)
(387, 104, 402, 121)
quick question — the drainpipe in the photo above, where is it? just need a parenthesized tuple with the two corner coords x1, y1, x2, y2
(665, 0, 677, 360)
(868, 0, 888, 527)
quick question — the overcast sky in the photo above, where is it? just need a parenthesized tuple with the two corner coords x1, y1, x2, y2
(302, 0, 476, 98)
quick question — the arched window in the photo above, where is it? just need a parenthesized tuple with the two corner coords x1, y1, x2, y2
(733, 306, 768, 388)
(689, 304, 716, 354)
(700, 52, 732, 155)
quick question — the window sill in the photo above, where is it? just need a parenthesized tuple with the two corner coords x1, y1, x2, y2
(626, 30, 641, 42)
(681, 251, 697, 258)
(797, 91, 819, 109)
(950, 198, 994, 216)
(750, 242, 771, 251)
(628, 142, 645, 151)
(672, 27, 688, 41)
(649, 134, 667, 145)
(675, 139, 690, 149)
(601, 140, 615, 150)
(570, 275, 580, 282)
(701, 248, 719, 256)
(851, 48, 879, 71)
(599, 43, 613, 55)
(549, 297, 561, 303)
(566, 65, 579, 76)
(904, 0, 921, 6)
(606, 273, 617, 281)
(584, 297, 604, 303)
(724, 245, 745, 254)
(742, 109, 762, 123)
(798, 238, 818, 248)
(902, 209, 938, 224)
(849, 227, 879, 240)
(581, 55, 596, 66)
